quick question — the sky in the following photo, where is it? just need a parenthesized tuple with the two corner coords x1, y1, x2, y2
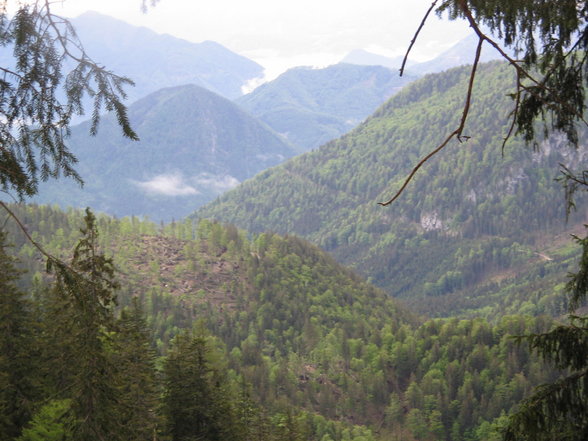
(52, 0, 473, 78)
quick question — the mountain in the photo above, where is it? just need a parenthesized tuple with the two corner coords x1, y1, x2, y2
(196, 60, 587, 318)
(69, 11, 263, 101)
(409, 33, 508, 75)
(35, 84, 296, 221)
(236, 63, 417, 151)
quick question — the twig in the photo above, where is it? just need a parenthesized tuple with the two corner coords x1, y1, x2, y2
(502, 70, 522, 154)
(378, 129, 460, 206)
(400, 1, 438, 77)
(460, 2, 588, 129)
(457, 36, 483, 138)
(0, 201, 120, 289)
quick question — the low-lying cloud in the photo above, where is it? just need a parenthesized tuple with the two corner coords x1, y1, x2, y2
(134, 173, 199, 196)
(193, 173, 240, 192)
(133, 172, 240, 197)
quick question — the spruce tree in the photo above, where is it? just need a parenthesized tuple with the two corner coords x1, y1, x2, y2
(0, 0, 137, 200)
(163, 329, 241, 441)
(502, 234, 588, 440)
(47, 208, 122, 441)
(0, 231, 38, 440)
(112, 298, 161, 441)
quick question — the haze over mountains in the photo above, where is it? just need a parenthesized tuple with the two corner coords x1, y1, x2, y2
(19, 12, 425, 219)
(70, 11, 264, 101)
(25, 11, 509, 223)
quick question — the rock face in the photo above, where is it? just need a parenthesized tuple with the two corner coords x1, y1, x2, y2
(420, 212, 444, 232)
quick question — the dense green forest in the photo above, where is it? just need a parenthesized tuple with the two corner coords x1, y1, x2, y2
(196, 61, 587, 319)
(0, 204, 568, 441)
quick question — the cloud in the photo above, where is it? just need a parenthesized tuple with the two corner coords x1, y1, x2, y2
(241, 75, 268, 94)
(133, 172, 240, 197)
(193, 173, 240, 193)
(134, 173, 199, 196)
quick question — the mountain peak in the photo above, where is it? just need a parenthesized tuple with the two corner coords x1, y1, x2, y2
(35, 84, 294, 221)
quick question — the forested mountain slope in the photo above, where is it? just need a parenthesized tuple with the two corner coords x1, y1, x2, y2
(35, 84, 295, 221)
(236, 64, 416, 151)
(2, 204, 563, 441)
(196, 61, 588, 318)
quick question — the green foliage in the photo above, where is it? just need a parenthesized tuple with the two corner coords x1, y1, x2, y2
(0, 205, 573, 441)
(502, 243, 588, 439)
(163, 329, 243, 441)
(438, 0, 588, 147)
(112, 299, 160, 441)
(47, 208, 122, 441)
(17, 400, 72, 441)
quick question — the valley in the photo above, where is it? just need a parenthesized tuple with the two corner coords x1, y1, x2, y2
(1, 5, 587, 441)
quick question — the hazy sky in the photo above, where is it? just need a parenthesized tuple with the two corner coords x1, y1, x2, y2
(52, 0, 472, 77)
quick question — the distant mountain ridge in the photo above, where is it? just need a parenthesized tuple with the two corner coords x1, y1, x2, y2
(340, 34, 507, 75)
(69, 11, 264, 101)
(236, 63, 417, 151)
(340, 49, 406, 70)
(35, 84, 295, 221)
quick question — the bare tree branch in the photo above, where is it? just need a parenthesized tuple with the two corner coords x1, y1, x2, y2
(378, 129, 460, 207)
(379, 34, 483, 206)
(400, 1, 439, 77)
(502, 70, 522, 154)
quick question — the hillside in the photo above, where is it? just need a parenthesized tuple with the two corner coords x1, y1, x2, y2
(3, 203, 562, 441)
(196, 60, 588, 318)
(69, 11, 263, 101)
(35, 84, 295, 221)
(236, 64, 416, 151)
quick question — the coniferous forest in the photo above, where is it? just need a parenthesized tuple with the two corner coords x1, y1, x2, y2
(2, 1, 588, 441)
(0, 203, 575, 441)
